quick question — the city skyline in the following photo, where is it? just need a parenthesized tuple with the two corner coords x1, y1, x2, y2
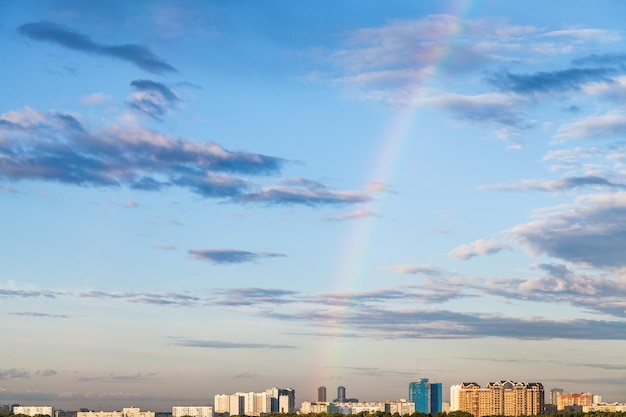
(3, 0, 626, 411)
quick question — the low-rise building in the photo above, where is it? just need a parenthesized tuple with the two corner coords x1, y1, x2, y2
(77, 407, 155, 417)
(172, 406, 212, 417)
(14, 406, 53, 417)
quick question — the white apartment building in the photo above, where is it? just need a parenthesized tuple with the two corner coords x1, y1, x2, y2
(172, 406, 213, 417)
(385, 400, 415, 415)
(214, 395, 230, 413)
(214, 387, 294, 416)
(307, 401, 414, 415)
(584, 403, 626, 412)
(14, 406, 53, 417)
(450, 384, 461, 411)
(77, 407, 155, 417)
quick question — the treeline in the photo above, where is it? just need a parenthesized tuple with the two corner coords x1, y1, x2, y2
(226, 412, 626, 417)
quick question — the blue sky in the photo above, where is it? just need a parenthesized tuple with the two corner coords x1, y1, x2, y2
(3, 0, 626, 410)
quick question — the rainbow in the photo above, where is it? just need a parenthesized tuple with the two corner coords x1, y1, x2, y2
(321, 0, 473, 387)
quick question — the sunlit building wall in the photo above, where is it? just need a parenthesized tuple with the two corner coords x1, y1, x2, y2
(14, 407, 53, 417)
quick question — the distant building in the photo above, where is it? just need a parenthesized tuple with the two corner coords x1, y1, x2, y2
(337, 386, 346, 403)
(409, 378, 442, 414)
(430, 383, 443, 414)
(557, 392, 593, 411)
(14, 406, 53, 417)
(316, 400, 414, 415)
(450, 384, 461, 411)
(300, 402, 329, 414)
(584, 403, 626, 412)
(458, 381, 543, 417)
(172, 406, 212, 417)
(550, 388, 563, 405)
(214, 387, 294, 416)
(77, 408, 154, 417)
(318, 386, 327, 402)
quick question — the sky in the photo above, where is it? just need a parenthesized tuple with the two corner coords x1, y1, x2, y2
(2, 0, 626, 411)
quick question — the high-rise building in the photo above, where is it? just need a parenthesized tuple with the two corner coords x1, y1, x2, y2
(550, 388, 563, 405)
(278, 388, 296, 414)
(450, 384, 461, 411)
(458, 381, 544, 417)
(318, 386, 327, 402)
(408, 378, 431, 414)
(337, 386, 346, 403)
(430, 383, 443, 414)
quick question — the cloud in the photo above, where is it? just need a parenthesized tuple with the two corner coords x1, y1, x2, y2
(171, 339, 296, 349)
(573, 52, 626, 67)
(76, 373, 158, 383)
(449, 239, 509, 260)
(18, 21, 176, 74)
(236, 184, 372, 206)
(486, 67, 616, 94)
(479, 175, 622, 191)
(213, 288, 298, 306)
(233, 372, 258, 379)
(9, 312, 69, 318)
(0, 106, 282, 194)
(555, 111, 626, 139)
(39, 369, 58, 377)
(267, 306, 626, 340)
(189, 248, 287, 264)
(511, 192, 626, 268)
(0, 369, 30, 380)
(320, 209, 379, 221)
(313, 286, 466, 307)
(128, 79, 180, 120)
(1, 107, 369, 206)
(389, 264, 444, 277)
(152, 244, 177, 250)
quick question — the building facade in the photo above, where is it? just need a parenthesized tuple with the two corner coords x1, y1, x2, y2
(409, 378, 442, 414)
(557, 392, 593, 411)
(77, 408, 155, 417)
(337, 386, 346, 403)
(14, 407, 53, 417)
(214, 387, 294, 416)
(458, 381, 544, 417)
(409, 379, 430, 413)
(430, 383, 443, 414)
(172, 406, 212, 417)
(318, 386, 327, 402)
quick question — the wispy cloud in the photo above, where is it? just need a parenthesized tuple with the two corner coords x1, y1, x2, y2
(189, 248, 287, 264)
(127, 79, 180, 120)
(75, 373, 158, 383)
(9, 312, 69, 319)
(449, 239, 510, 260)
(213, 288, 298, 306)
(18, 21, 176, 74)
(486, 67, 616, 94)
(171, 339, 297, 349)
(152, 244, 177, 251)
(389, 264, 444, 277)
(480, 176, 623, 191)
(0, 369, 30, 380)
